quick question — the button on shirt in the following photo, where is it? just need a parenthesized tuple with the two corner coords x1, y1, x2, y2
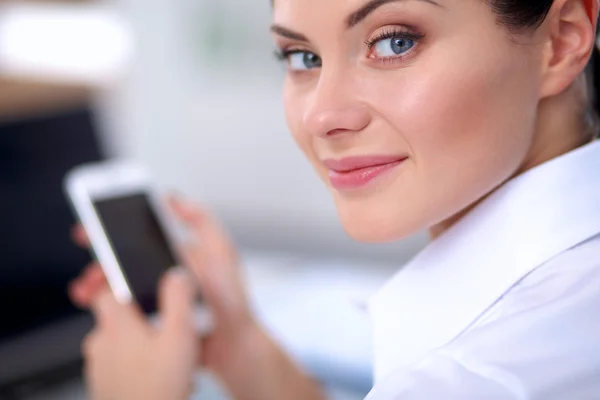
(366, 140, 600, 399)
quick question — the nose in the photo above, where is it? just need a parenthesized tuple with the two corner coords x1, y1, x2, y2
(302, 70, 371, 138)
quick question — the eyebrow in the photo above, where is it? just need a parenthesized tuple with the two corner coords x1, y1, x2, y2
(270, 25, 309, 42)
(270, 0, 442, 43)
(347, 0, 443, 28)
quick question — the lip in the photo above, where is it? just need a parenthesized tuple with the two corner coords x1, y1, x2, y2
(323, 155, 408, 190)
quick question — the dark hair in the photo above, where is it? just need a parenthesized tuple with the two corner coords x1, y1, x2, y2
(490, 0, 600, 135)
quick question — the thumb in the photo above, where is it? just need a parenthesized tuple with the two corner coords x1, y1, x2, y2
(159, 267, 196, 337)
(169, 197, 237, 268)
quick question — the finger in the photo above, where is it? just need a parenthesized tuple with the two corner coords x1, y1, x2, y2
(183, 240, 251, 331)
(159, 267, 195, 337)
(169, 197, 230, 251)
(90, 288, 146, 331)
(71, 224, 90, 248)
(69, 282, 89, 309)
(169, 197, 251, 326)
(168, 196, 204, 223)
(81, 330, 99, 358)
(69, 263, 107, 309)
(169, 197, 224, 288)
(79, 262, 106, 287)
(169, 197, 237, 280)
(84, 263, 106, 284)
(89, 288, 117, 326)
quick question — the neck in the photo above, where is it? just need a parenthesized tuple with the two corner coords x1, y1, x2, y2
(429, 84, 595, 240)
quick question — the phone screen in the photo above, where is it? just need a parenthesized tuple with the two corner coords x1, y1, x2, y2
(92, 193, 177, 314)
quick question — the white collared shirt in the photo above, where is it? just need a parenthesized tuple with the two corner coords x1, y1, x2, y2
(366, 140, 600, 399)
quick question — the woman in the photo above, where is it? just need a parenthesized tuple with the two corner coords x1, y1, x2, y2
(70, 0, 600, 398)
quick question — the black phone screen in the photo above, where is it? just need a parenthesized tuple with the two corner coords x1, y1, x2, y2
(92, 193, 176, 314)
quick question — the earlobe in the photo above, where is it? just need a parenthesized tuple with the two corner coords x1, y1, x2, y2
(540, 0, 599, 98)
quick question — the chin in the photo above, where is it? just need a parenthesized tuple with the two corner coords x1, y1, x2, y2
(336, 202, 421, 243)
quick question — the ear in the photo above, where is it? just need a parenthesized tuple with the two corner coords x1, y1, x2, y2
(540, 0, 599, 98)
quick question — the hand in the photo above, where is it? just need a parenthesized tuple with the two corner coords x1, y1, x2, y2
(70, 197, 325, 400)
(83, 269, 198, 400)
(70, 198, 258, 390)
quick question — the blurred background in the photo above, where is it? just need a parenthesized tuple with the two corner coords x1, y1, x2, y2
(0, 0, 427, 399)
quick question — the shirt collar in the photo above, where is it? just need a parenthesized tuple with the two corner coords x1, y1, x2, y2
(368, 140, 600, 383)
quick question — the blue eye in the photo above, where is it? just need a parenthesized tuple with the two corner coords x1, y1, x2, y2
(373, 36, 415, 58)
(287, 51, 322, 71)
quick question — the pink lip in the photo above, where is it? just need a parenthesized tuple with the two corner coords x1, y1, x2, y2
(323, 155, 408, 190)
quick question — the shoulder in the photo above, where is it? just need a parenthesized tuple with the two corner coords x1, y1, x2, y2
(367, 236, 600, 399)
(475, 232, 600, 326)
(440, 234, 600, 397)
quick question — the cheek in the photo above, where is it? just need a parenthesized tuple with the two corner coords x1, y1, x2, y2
(375, 45, 537, 156)
(401, 48, 538, 192)
(284, 82, 322, 169)
(342, 43, 540, 240)
(284, 84, 304, 147)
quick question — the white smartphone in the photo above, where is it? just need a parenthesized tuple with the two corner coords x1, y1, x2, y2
(64, 160, 212, 333)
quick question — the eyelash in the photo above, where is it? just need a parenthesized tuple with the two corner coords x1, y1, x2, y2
(273, 26, 426, 68)
(365, 27, 425, 51)
(274, 49, 302, 62)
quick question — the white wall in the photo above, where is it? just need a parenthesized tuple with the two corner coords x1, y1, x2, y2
(95, 0, 427, 263)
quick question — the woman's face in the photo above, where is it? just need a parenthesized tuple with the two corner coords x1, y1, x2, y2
(272, 0, 542, 242)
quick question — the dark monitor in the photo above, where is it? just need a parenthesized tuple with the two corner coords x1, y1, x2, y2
(0, 107, 105, 394)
